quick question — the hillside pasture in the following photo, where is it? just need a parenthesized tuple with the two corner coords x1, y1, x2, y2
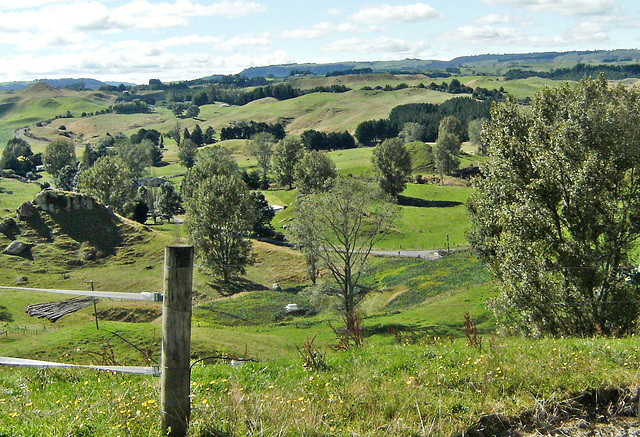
(380, 184, 473, 250)
(0, 84, 115, 144)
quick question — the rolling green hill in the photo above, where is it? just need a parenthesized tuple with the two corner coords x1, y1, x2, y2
(0, 82, 116, 144)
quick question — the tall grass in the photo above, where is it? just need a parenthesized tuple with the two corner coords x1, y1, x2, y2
(2, 336, 639, 436)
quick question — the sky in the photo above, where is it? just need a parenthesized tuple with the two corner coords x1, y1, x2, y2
(0, 0, 639, 84)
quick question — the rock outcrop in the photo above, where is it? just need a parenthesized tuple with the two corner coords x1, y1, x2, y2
(33, 189, 103, 214)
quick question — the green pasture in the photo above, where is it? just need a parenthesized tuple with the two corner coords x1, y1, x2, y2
(0, 178, 42, 211)
(0, 86, 115, 144)
(1, 246, 492, 362)
(196, 87, 454, 136)
(380, 184, 472, 250)
(2, 335, 640, 437)
(329, 147, 374, 176)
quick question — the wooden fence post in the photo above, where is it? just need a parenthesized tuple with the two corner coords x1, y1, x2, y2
(161, 245, 194, 437)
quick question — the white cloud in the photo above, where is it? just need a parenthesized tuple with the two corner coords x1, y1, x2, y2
(0, 45, 291, 83)
(441, 21, 609, 48)
(326, 8, 342, 16)
(565, 22, 610, 43)
(483, 0, 624, 18)
(0, 0, 266, 35)
(216, 33, 272, 52)
(444, 25, 521, 43)
(322, 36, 432, 58)
(349, 3, 442, 23)
(160, 34, 225, 47)
(281, 22, 367, 40)
(473, 14, 516, 25)
(0, 0, 67, 8)
(282, 23, 337, 40)
(441, 24, 564, 47)
(114, 0, 263, 20)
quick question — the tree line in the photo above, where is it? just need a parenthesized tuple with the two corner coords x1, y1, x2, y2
(505, 62, 640, 81)
(355, 96, 492, 146)
(164, 82, 351, 108)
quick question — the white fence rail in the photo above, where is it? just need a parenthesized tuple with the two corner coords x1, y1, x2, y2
(0, 356, 159, 375)
(0, 285, 162, 301)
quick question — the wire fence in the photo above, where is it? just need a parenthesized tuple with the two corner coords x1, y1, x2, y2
(0, 285, 162, 376)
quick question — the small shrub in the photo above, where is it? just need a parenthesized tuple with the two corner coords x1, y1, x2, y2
(297, 335, 328, 371)
(463, 312, 482, 349)
(329, 310, 364, 350)
(0, 305, 12, 322)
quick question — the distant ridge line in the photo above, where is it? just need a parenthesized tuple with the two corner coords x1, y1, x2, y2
(239, 48, 640, 78)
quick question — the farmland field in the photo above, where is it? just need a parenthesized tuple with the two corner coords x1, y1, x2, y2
(0, 69, 638, 437)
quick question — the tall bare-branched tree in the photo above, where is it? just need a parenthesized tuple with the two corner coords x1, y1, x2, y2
(292, 177, 397, 332)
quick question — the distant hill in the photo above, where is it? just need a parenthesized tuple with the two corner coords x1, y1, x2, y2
(0, 78, 135, 91)
(3, 49, 640, 89)
(240, 49, 640, 78)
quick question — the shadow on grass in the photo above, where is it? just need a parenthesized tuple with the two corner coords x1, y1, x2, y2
(207, 277, 269, 297)
(397, 195, 463, 208)
(282, 285, 307, 294)
(363, 312, 493, 340)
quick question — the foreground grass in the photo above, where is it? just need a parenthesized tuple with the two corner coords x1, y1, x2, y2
(1, 336, 639, 436)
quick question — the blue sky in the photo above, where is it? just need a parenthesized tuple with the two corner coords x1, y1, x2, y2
(0, 0, 638, 84)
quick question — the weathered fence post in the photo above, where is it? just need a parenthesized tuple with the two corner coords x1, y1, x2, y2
(161, 245, 194, 437)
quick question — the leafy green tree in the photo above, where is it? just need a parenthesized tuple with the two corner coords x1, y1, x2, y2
(191, 124, 204, 146)
(76, 155, 136, 215)
(115, 140, 156, 176)
(203, 126, 216, 144)
(146, 140, 164, 167)
(250, 191, 275, 238)
(289, 209, 321, 285)
(372, 138, 412, 198)
(192, 90, 208, 106)
(294, 150, 337, 194)
(131, 197, 149, 224)
(301, 129, 327, 151)
(81, 143, 109, 170)
(438, 116, 465, 141)
(291, 178, 397, 332)
(355, 119, 398, 147)
(1, 138, 36, 176)
(137, 185, 156, 223)
(54, 164, 78, 191)
(180, 146, 239, 199)
(155, 182, 183, 222)
(186, 105, 200, 119)
(169, 102, 189, 117)
(241, 169, 264, 190)
(327, 131, 355, 150)
(178, 139, 198, 169)
(468, 76, 640, 336)
(467, 118, 487, 155)
(184, 175, 256, 282)
(166, 122, 182, 147)
(248, 132, 275, 181)
(43, 139, 77, 177)
(399, 122, 424, 143)
(272, 136, 304, 189)
(434, 132, 461, 181)
(130, 128, 161, 146)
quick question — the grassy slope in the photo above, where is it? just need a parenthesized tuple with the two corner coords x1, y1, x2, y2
(15, 74, 559, 149)
(0, 83, 115, 144)
(2, 335, 639, 437)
